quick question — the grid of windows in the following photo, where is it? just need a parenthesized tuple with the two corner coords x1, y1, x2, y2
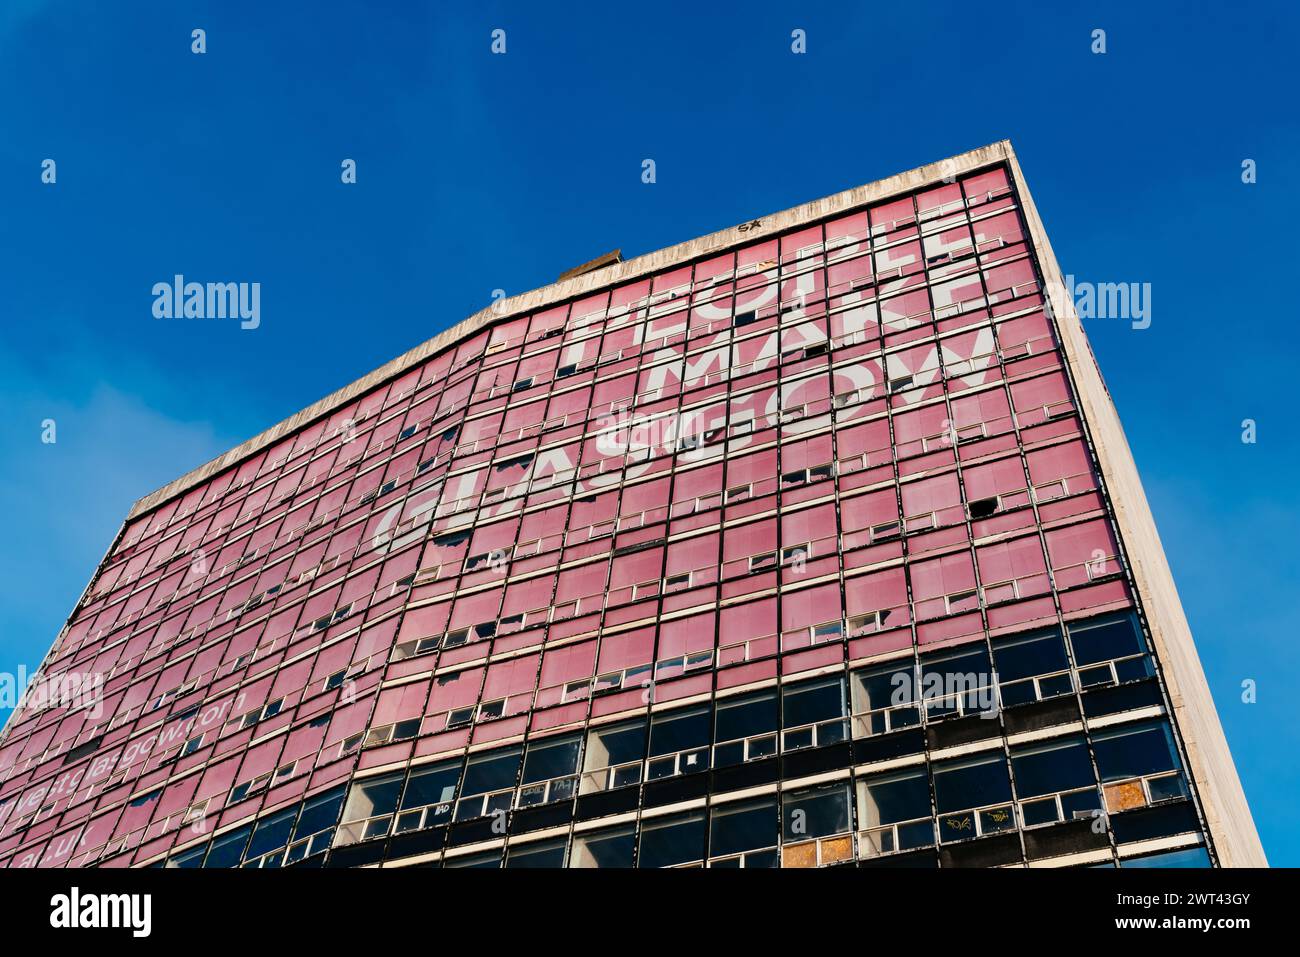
(0, 162, 1207, 868)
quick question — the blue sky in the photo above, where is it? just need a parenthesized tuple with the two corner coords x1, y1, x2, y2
(1, 2, 1296, 862)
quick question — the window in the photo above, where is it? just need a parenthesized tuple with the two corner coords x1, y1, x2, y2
(180, 735, 203, 757)
(1093, 721, 1187, 812)
(918, 646, 994, 721)
(1069, 614, 1151, 686)
(338, 773, 404, 844)
(517, 734, 581, 806)
(713, 691, 777, 766)
(570, 826, 636, 868)
(648, 707, 711, 780)
(395, 760, 460, 833)
(991, 628, 1073, 706)
(638, 812, 706, 868)
(1122, 846, 1211, 868)
(324, 670, 347, 692)
(506, 838, 568, 868)
(455, 747, 522, 821)
(781, 784, 853, 867)
(850, 661, 919, 737)
(284, 787, 345, 863)
(1011, 738, 1101, 827)
(967, 496, 999, 519)
(580, 720, 646, 793)
(708, 798, 779, 868)
(933, 755, 1014, 842)
(857, 770, 935, 856)
(782, 678, 848, 750)
(243, 807, 297, 866)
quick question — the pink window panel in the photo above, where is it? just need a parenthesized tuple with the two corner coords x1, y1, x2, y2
(539, 641, 597, 691)
(782, 501, 837, 545)
(555, 565, 606, 605)
(930, 273, 985, 316)
(270, 658, 313, 699)
(483, 653, 540, 705)
(596, 626, 655, 674)
(395, 602, 451, 643)
(781, 434, 832, 472)
(547, 385, 592, 419)
(781, 583, 841, 632)
(727, 450, 777, 488)
(837, 418, 892, 469)
(917, 181, 963, 218)
(609, 548, 663, 591)
(666, 533, 718, 578)
(993, 310, 1055, 358)
(501, 575, 555, 619)
(719, 596, 778, 663)
(427, 668, 484, 713)
(373, 680, 430, 725)
(840, 490, 900, 548)
(972, 210, 1024, 253)
(923, 222, 974, 262)
(949, 386, 1013, 439)
(900, 472, 962, 528)
(1026, 439, 1097, 500)
(827, 252, 873, 296)
(503, 397, 548, 433)
(892, 402, 952, 458)
(528, 303, 569, 340)
(962, 167, 1011, 202)
(1046, 519, 1119, 588)
(569, 490, 618, 530)
(976, 535, 1050, 603)
(657, 614, 716, 659)
(910, 552, 978, 620)
(1011, 370, 1073, 426)
(844, 566, 910, 629)
(449, 589, 503, 629)
(879, 288, 931, 330)
(983, 258, 1036, 299)
(722, 519, 776, 563)
(518, 503, 568, 542)
(962, 456, 1029, 507)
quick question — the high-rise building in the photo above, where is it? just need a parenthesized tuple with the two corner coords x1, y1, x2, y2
(0, 141, 1264, 869)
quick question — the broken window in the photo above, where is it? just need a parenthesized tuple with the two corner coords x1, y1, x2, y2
(850, 661, 919, 737)
(1093, 721, 1186, 813)
(781, 784, 853, 867)
(395, 760, 460, 832)
(637, 812, 706, 868)
(713, 691, 778, 766)
(918, 645, 995, 720)
(580, 720, 646, 793)
(857, 770, 935, 856)
(570, 825, 636, 868)
(933, 755, 1014, 842)
(517, 734, 581, 806)
(1068, 614, 1152, 687)
(338, 772, 404, 844)
(648, 707, 711, 780)
(708, 798, 779, 868)
(991, 628, 1073, 706)
(454, 747, 522, 821)
(1011, 738, 1100, 827)
(781, 677, 848, 750)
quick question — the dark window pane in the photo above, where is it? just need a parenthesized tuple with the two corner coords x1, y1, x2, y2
(572, 827, 636, 868)
(521, 736, 581, 783)
(709, 799, 778, 858)
(1011, 739, 1095, 797)
(1093, 723, 1178, 781)
(715, 692, 777, 742)
(933, 757, 1011, 813)
(203, 826, 252, 868)
(402, 761, 461, 808)
(650, 707, 710, 756)
(782, 785, 850, 840)
(1123, 847, 1211, 868)
(638, 813, 705, 868)
(461, 748, 522, 796)
(859, 771, 931, 827)
(992, 629, 1068, 681)
(342, 773, 403, 821)
(506, 840, 567, 868)
(1069, 615, 1144, 665)
(293, 787, 345, 839)
(782, 679, 845, 727)
(246, 807, 296, 858)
